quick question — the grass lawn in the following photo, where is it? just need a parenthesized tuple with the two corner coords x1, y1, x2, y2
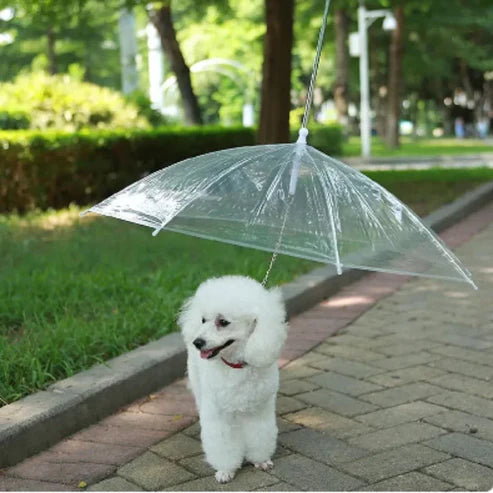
(342, 136, 493, 158)
(1, 167, 493, 406)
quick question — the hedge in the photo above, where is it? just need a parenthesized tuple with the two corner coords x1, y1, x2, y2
(0, 124, 343, 213)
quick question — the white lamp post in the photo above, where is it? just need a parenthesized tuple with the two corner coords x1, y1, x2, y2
(356, 0, 396, 158)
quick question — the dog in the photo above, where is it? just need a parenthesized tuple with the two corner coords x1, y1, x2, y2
(178, 275, 288, 483)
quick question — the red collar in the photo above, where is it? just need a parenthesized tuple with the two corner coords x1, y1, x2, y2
(221, 357, 246, 369)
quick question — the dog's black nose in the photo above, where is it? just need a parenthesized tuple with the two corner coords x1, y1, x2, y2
(193, 338, 206, 349)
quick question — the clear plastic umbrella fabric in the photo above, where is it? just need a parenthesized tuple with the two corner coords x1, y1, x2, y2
(83, 142, 476, 289)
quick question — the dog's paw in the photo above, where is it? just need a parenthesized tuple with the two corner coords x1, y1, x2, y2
(215, 470, 235, 483)
(254, 460, 273, 471)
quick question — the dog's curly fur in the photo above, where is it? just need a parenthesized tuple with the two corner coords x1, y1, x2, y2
(178, 275, 288, 483)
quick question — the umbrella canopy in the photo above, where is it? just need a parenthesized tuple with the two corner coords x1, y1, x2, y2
(82, 140, 476, 289)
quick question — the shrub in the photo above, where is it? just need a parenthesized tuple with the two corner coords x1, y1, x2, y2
(0, 110, 30, 130)
(0, 124, 343, 213)
(0, 72, 149, 131)
(125, 91, 169, 128)
(291, 124, 344, 155)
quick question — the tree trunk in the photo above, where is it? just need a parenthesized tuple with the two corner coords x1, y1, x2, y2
(151, 4, 202, 125)
(385, 6, 404, 148)
(258, 0, 294, 144)
(334, 8, 349, 127)
(47, 27, 56, 75)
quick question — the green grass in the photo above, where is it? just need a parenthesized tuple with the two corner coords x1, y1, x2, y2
(1, 167, 493, 406)
(342, 136, 493, 158)
(365, 167, 493, 216)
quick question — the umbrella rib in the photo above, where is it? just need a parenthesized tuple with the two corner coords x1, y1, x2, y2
(306, 152, 342, 275)
(392, 194, 477, 289)
(329, 161, 397, 247)
(152, 146, 285, 236)
(248, 147, 294, 226)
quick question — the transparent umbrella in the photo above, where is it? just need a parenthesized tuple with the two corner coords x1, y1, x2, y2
(81, 134, 476, 289)
(81, 0, 476, 290)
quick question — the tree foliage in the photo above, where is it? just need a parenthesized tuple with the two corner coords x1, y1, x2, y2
(0, 0, 491, 134)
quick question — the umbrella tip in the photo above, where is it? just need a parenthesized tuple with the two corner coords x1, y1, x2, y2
(296, 127, 309, 145)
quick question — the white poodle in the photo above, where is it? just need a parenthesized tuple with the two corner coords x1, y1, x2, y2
(178, 275, 288, 483)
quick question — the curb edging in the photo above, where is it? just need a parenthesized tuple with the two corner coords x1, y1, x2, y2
(2, 180, 493, 467)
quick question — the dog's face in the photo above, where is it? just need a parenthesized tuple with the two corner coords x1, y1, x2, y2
(179, 275, 287, 367)
(190, 311, 255, 361)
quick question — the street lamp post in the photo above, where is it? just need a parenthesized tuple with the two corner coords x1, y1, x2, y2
(357, 0, 396, 158)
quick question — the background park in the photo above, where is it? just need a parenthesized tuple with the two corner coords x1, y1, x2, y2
(0, 0, 492, 417)
(1, 0, 493, 491)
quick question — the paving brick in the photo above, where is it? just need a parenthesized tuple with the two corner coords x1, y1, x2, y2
(0, 477, 77, 491)
(364, 334, 417, 348)
(118, 451, 195, 490)
(137, 394, 197, 416)
(430, 357, 493, 380)
(322, 333, 374, 347)
(429, 373, 493, 399)
(182, 420, 201, 437)
(280, 365, 322, 381)
(151, 434, 202, 460)
(259, 481, 298, 491)
(428, 333, 493, 350)
(370, 352, 437, 371)
(279, 378, 318, 396)
(314, 344, 386, 362)
(374, 340, 441, 356)
(177, 454, 215, 477)
(424, 432, 493, 468)
(423, 410, 493, 441)
(355, 401, 447, 428)
(426, 390, 493, 420)
(428, 344, 493, 367)
(276, 396, 307, 415)
(297, 389, 378, 417)
(41, 439, 141, 466)
(310, 357, 384, 379)
(277, 417, 301, 434)
(360, 382, 444, 407)
(424, 458, 493, 491)
(360, 472, 453, 491)
(284, 407, 374, 439)
(288, 351, 326, 367)
(337, 444, 450, 483)
(74, 423, 171, 448)
(167, 469, 279, 491)
(100, 410, 195, 431)
(306, 371, 383, 396)
(270, 454, 364, 491)
(348, 422, 446, 451)
(5, 457, 115, 487)
(367, 365, 447, 387)
(88, 476, 143, 491)
(279, 428, 369, 464)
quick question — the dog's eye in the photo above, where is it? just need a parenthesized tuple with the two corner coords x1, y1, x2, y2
(201, 317, 206, 324)
(218, 319, 230, 327)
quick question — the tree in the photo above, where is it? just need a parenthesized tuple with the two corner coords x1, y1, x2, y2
(257, 0, 294, 144)
(1, 0, 89, 75)
(148, 2, 202, 125)
(0, 0, 121, 87)
(385, 4, 404, 147)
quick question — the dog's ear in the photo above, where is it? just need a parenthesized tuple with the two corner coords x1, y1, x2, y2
(244, 287, 288, 367)
(177, 296, 197, 343)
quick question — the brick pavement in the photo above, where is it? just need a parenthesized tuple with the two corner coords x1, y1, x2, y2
(1, 202, 493, 491)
